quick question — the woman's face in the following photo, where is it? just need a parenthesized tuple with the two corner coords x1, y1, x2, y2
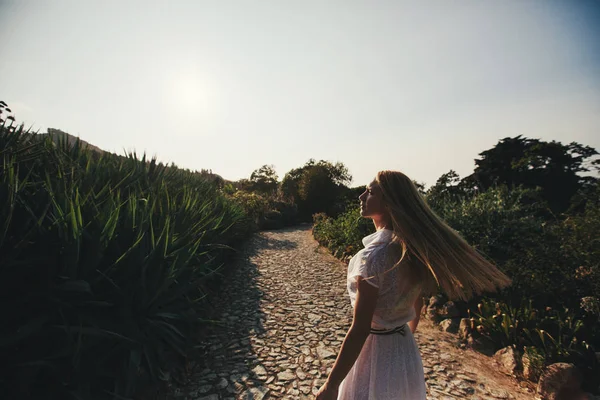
(358, 180, 387, 219)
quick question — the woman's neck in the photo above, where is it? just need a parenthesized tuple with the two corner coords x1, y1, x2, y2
(373, 217, 393, 231)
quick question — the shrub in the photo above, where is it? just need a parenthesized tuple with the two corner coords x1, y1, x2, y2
(0, 124, 251, 399)
(312, 206, 374, 259)
(472, 299, 598, 389)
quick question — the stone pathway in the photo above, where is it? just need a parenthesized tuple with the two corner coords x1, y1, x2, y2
(168, 225, 534, 400)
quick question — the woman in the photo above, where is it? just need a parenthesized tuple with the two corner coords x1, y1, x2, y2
(316, 170, 511, 400)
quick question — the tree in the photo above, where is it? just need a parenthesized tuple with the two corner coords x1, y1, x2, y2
(281, 159, 351, 201)
(281, 159, 353, 220)
(427, 170, 461, 198)
(464, 136, 598, 214)
(197, 168, 224, 188)
(249, 164, 278, 194)
(297, 165, 339, 217)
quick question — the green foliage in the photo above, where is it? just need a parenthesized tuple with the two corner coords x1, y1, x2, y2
(269, 199, 299, 228)
(249, 164, 278, 194)
(0, 120, 251, 399)
(523, 346, 545, 382)
(227, 190, 298, 231)
(281, 159, 352, 221)
(472, 300, 588, 356)
(229, 190, 271, 228)
(472, 299, 598, 382)
(468, 135, 599, 213)
(312, 206, 374, 259)
(425, 183, 600, 305)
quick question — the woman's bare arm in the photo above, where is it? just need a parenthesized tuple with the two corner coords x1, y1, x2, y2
(408, 295, 423, 333)
(325, 277, 379, 387)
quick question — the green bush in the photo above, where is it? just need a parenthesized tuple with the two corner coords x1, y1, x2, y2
(429, 185, 599, 309)
(228, 190, 270, 230)
(227, 191, 297, 231)
(472, 299, 598, 387)
(312, 206, 374, 259)
(0, 124, 251, 399)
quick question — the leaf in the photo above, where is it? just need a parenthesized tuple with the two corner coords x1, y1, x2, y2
(58, 280, 92, 294)
(52, 325, 138, 344)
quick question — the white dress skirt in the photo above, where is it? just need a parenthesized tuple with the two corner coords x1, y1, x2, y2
(337, 229, 427, 400)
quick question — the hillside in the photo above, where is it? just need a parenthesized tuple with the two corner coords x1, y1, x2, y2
(42, 128, 226, 186)
(43, 128, 104, 154)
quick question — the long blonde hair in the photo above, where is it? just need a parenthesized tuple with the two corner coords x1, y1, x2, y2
(376, 170, 511, 301)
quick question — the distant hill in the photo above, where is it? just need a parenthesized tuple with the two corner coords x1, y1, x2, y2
(43, 128, 105, 154)
(41, 128, 227, 186)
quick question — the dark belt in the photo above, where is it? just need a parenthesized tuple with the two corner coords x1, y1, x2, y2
(370, 324, 407, 336)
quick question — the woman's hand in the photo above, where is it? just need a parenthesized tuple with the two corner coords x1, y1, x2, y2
(315, 382, 339, 400)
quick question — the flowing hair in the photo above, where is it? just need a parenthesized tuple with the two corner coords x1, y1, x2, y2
(375, 170, 511, 301)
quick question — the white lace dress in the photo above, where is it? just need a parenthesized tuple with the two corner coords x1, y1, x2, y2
(337, 229, 427, 400)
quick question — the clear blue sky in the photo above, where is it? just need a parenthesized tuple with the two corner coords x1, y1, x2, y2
(1, 0, 599, 188)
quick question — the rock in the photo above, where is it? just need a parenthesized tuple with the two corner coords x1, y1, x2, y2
(252, 365, 267, 377)
(536, 362, 583, 400)
(198, 384, 212, 394)
(198, 395, 219, 400)
(439, 318, 460, 334)
(459, 318, 471, 340)
(426, 306, 440, 322)
(277, 370, 295, 381)
(429, 295, 444, 308)
(296, 367, 307, 380)
(216, 377, 229, 389)
(426, 303, 446, 323)
(316, 346, 336, 359)
(442, 301, 460, 318)
(493, 346, 520, 376)
(240, 386, 270, 400)
(522, 353, 535, 381)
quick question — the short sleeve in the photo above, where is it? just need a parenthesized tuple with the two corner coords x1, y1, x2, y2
(348, 248, 386, 288)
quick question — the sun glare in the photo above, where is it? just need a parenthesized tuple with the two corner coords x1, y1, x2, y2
(167, 72, 211, 119)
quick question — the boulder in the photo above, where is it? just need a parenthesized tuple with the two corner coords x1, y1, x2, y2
(536, 363, 583, 400)
(426, 305, 441, 322)
(458, 318, 471, 340)
(439, 318, 460, 334)
(429, 295, 444, 308)
(425, 295, 445, 322)
(493, 346, 520, 376)
(442, 301, 460, 318)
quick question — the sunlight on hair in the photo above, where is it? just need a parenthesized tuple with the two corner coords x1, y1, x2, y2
(375, 170, 512, 301)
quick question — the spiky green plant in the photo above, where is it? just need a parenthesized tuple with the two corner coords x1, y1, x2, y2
(0, 120, 251, 399)
(472, 299, 591, 365)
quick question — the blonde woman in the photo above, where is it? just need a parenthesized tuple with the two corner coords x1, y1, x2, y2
(315, 170, 511, 400)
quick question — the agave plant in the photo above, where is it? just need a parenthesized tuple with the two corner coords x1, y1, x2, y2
(0, 121, 252, 399)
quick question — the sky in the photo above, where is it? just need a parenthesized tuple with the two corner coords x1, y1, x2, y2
(1, 0, 599, 188)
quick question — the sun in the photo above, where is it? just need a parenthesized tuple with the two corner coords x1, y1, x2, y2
(167, 71, 212, 119)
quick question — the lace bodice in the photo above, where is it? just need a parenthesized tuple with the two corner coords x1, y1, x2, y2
(347, 229, 422, 329)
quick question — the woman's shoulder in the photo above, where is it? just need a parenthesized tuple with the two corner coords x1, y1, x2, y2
(364, 241, 401, 262)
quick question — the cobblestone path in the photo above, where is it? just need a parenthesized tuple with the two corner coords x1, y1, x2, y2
(169, 226, 533, 400)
